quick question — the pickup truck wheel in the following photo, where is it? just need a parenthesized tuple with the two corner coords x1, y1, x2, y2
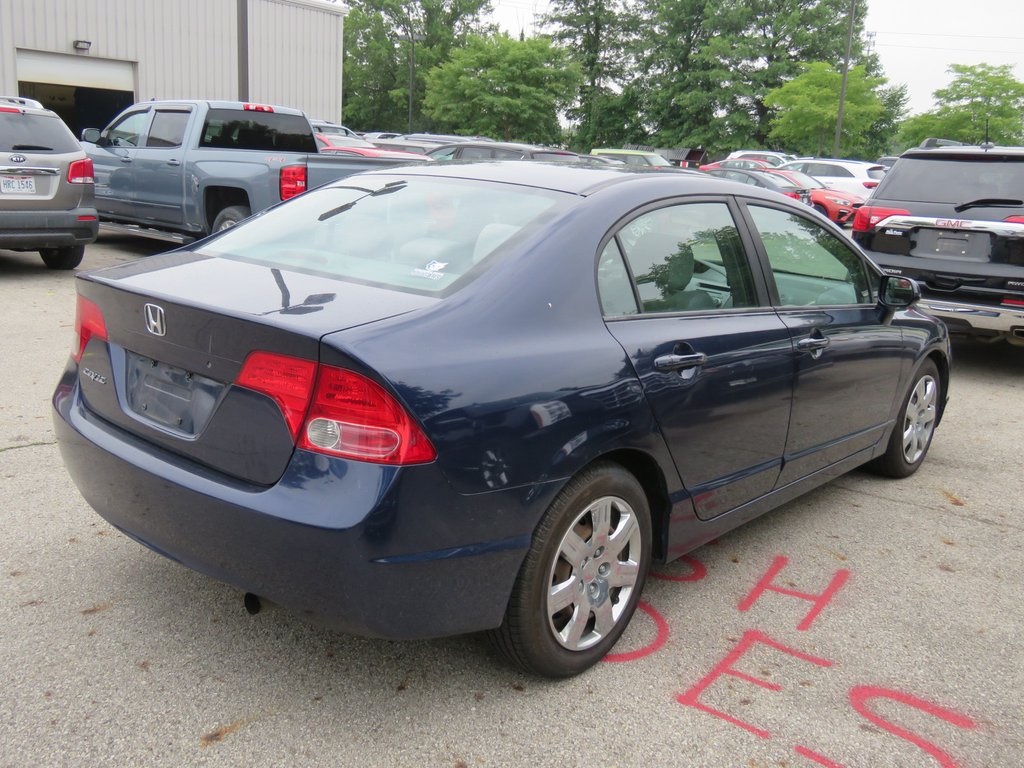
(39, 245, 85, 270)
(867, 360, 940, 479)
(489, 462, 651, 677)
(212, 205, 251, 233)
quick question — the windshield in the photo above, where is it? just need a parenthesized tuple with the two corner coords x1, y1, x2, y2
(198, 176, 569, 296)
(877, 156, 1024, 204)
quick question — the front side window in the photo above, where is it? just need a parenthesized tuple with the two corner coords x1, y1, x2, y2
(747, 204, 874, 306)
(106, 111, 149, 147)
(608, 201, 758, 313)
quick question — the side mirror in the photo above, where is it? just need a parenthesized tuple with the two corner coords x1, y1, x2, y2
(879, 275, 921, 308)
(81, 128, 101, 143)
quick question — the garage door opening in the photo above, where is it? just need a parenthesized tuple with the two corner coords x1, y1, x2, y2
(18, 81, 133, 139)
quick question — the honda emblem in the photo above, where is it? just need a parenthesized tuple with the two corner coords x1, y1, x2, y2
(144, 303, 166, 336)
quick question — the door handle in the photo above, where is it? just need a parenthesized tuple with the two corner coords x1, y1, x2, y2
(796, 336, 829, 351)
(167, 159, 181, 166)
(654, 352, 708, 372)
(120, 156, 133, 163)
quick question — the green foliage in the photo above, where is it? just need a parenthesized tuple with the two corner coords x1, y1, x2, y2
(897, 64, 1024, 148)
(542, 0, 638, 150)
(342, 0, 494, 132)
(422, 35, 580, 142)
(765, 62, 884, 157)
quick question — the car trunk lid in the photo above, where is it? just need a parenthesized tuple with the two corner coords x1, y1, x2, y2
(73, 253, 436, 485)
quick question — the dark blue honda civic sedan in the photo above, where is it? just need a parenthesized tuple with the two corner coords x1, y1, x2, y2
(53, 162, 950, 677)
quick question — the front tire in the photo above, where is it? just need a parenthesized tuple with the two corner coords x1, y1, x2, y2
(40, 245, 85, 270)
(867, 360, 940, 478)
(212, 205, 251, 233)
(490, 462, 652, 677)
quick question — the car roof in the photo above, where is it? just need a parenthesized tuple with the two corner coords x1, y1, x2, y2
(349, 159, 769, 199)
(899, 145, 1024, 159)
(591, 148, 661, 157)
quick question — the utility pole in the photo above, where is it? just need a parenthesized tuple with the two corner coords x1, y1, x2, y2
(833, 0, 857, 158)
(407, 32, 425, 134)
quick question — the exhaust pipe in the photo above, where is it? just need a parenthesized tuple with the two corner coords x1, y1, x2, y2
(244, 592, 262, 615)
(1007, 328, 1024, 347)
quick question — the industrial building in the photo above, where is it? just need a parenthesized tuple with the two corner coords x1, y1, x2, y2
(0, 0, 348, 136)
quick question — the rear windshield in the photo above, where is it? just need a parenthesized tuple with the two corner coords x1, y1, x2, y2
(0, 112, 80, 152)
(199, 109, 316, 153)
(876, 156, 1024, 203)
(198, 176, 569, 296)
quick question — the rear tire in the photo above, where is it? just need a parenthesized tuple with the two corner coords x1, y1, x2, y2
(867, 360, 940, 478)
(489, 462, 652, 677)
(212, 205, 251, 233)
(40, 245, 85, 270)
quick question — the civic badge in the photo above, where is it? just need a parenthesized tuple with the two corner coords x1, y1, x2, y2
(144, 303, 166, 336)
(9, 154, 26, 163)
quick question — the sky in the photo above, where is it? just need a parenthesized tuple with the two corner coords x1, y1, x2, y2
(490, 0, 1024, 116)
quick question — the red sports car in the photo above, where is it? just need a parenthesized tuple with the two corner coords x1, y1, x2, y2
(762, 169, 865, 225)
(315, 133, 430, 162)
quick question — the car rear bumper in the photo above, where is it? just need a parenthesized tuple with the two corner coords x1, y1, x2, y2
(915, 298, 1024, 337)
(0, 208, 98, 248)
(867, 251, 1024, 337)
(53, 372, 543, 640)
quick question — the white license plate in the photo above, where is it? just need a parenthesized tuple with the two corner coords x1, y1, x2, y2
(1, 176, 36, 194)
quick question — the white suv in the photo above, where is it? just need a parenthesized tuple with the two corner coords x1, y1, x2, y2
(726, 150, 795, 167)
(778, 159, 886, 197)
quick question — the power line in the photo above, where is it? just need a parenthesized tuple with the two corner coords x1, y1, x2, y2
(875, 42, 1024, 54)
(872, 31, 1024, 40)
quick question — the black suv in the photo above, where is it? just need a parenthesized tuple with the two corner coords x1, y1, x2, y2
(852, 145, 1024, 345)
(0, 96, 98, 269)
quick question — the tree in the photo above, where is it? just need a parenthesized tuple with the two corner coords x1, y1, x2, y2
(642, 0, 865, 152)
(342, 0, 494, 132)
(542, 0, 638, 149)
(422, 34, 580, 142)
(765, 62, 884, 156)
(897, 64, 1024, 148)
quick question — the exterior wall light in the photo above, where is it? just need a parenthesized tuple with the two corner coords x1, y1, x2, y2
(73, 40, 92, 51)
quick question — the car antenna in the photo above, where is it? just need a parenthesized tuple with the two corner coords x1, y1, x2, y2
(981, 118, 994, 150)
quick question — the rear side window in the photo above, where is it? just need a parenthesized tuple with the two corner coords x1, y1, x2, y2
(199, 109, 316, 153)
(198, 176, 568, 296)
(0, 112, 80, 153)
(607, 201, 759, 313)
(876, 156, 1024, 204)
(146, 110, 190, 148)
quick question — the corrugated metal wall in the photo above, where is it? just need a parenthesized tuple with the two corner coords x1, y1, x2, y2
(248, 0, 345, 122)
(0, 0, 344, 119)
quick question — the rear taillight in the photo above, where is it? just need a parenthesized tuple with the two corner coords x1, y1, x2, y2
(1002, 298, 1024, 307)
(74, 295, 107, 362)
(234, 354, 436, 465)
(0, 106, 20, 113)
(236, 351, 317, 440)
(300, 366, 436, 465)
(862, 180, 878, 189)
(67, 158, 94, 185)
(1004, 215, 1024, 224)
(280, 165, 306, 200)
(243, 103, 275, 112)
(852, 205, 911, 233)
(782, 191, 800, 200)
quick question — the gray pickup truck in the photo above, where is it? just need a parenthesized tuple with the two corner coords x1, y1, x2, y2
(81, 100, 423, 240)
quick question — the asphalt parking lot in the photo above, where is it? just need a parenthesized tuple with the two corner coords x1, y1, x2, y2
(2, 235, 1022, 768)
